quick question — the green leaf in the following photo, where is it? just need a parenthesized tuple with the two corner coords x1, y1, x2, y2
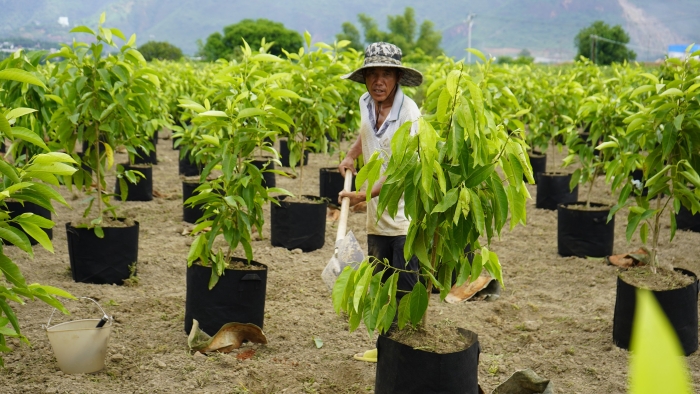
(270, 89, 300, 99)
(466, 48, 487, 63)
(639, 222, 649, 244)
(674, 114, 685, 131)
(0, 69, 46, 89)
(313, 336, 323, 349)
(352, 265, 372, 313)
(0, 160, 20, 183)
(199, 110, 228, 118)
(408, 282, 428, 325)
(0, 226, 31, 255)
(0, 254, 26, 287)
(397, 292, 411, 329)
(18, 222, 53, 252)
(69, 26, 96, 35)
(6, 108, 38, 120)
(464, 164, 495, 188)
(659, 88, 683, 97)
(236, 108, 267, 120)
(469, 189, 484, 234)
(9, 127, 49, 151)
(627, 211, 642, 242)
(629, 290, 691, 394)
(332, 267, 353, 314)
(432, 188, 459, 213)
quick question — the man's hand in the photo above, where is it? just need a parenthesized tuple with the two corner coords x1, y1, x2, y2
(338, 190, 366, 207)
(338, 156, 356, 176)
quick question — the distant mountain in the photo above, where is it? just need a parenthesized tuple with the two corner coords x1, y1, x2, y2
(1, 0, 698, 62)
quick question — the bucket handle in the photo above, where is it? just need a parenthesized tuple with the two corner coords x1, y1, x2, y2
(44, 297, 112, 330)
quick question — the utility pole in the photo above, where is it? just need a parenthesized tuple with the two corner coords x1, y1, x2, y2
(466, 13, 476, 63)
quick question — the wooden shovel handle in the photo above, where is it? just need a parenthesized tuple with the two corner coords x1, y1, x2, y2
(336, 171, 353, 242)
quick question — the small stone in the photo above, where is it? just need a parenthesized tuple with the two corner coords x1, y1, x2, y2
(193, 351, 207, 360)
(110, 353, 124, 362)
(45, 388, 58, 394)
(156, 360, 166, 368)
(185, 239, 193, 246)
(522, 320, 541, 332)
(292, 248, 303, 254)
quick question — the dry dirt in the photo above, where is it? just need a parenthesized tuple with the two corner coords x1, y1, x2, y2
(1, 137, 699, 394)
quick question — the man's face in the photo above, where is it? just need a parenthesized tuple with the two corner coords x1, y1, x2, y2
(364, 67, 399, 102)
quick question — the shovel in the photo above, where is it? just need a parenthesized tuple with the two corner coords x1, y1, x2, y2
(321, 170, 365, 291)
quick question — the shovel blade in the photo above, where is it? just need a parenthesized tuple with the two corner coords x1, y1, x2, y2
(322, 231, 365, 291)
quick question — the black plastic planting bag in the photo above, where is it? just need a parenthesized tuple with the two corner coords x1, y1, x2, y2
(557, 202, 614, 258)
(375, 328, 480, 394)
(182, 181, 205, 224)
(319, 167, 355, 203)
(613, 268, 698, 356)
(66, 221, 139, 285)
(6, 201, 52, 245)
(178, 149, 202, 177)
(536, 173, 578, 210)
(279, 139, 309, 167)
(251, 159, 276, 188)
(133, 137, 158, 165)
(528, 152, 547, 183)
(270, 195, 327, 252)
(115, 163, 153, 201)
(184, 260, 267, 336)
(676, 205, 700, 233)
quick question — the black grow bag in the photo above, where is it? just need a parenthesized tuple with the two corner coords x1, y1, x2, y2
(114, 163, 153, 201)
(613, 268, 699, 356)
(132, 138, 158, 165)
(5, 201, 52, 245)
(270, 195, 327, 252)
(184, 259, 267, 336)
(279, 139, 309, 167)
(182, 180, 205, 224)
(536, 172, 578, 210)
(557, 202, 614, 258)
(676, 205, 700, 233)
(251, 158, 276, 188)
(178, 148, 202, 177)
(375, 328, 480, 394)
(527, 152, 547, 183)
(65, 220, 139, 285)
(319, 167, 355, 203)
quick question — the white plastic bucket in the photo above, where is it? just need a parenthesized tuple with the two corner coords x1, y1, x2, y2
(44, 298, 112, 374)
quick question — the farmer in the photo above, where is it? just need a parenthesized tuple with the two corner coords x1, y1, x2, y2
(338, 42, 423, 362)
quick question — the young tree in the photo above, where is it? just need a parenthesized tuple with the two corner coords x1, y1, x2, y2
(138, 41, 183, 61)
(198, 19, 303, 61)
(575, 21, 636, 65)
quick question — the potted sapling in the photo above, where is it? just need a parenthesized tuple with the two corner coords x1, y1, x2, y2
(558, 62, 643, 257)
(601, 48, 700, 356)
(271, 33, 346, 252)
(183, 44, 293, 336)
(533, 65, 586, 207)
(0, 50, 61, 243)
(48, 14, 157, 284)
(333, 51, 531, 393)
(0, 67, 77, 366)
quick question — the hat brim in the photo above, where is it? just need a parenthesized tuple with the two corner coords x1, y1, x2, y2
(341, 64, 423, 87)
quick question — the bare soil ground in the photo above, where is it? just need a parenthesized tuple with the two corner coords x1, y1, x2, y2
(1, 137, 699, 394)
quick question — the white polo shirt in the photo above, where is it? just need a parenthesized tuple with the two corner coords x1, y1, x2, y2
(358, 85, 421, 236)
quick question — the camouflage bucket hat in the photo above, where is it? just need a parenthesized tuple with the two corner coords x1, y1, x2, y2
(341, 42, 423, 87)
